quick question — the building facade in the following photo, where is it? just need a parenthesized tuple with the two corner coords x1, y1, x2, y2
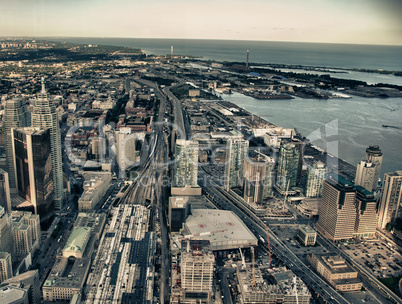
(276, 142, 300, 191)
(377, 171, 402, 229)
(31, 78, 63, 209)
(115, 128, 144, 179)
(297, 225, 317, 246)
(0, 252, 13, 284)
(224, 138, 249, 190)
(365, 145, 383, 190)
(316, 176, 357, 242)
(3, 98, 30, 191)
(243, 153, 274, 204)
(0, 169, 11, 213)
(0, 207, 13, 255)
(354, 160, 377, 192)
(11, 211, 41, 252)
(12, 127, 54, 222)
(168, 196, 191, 233)
(12, 222, 32, 256)
(178, 240, 214, 303)
(305, 160, 327, 198)
(308, 254, 362, 292)
(173, 140, 199, 188)
(354, 186, 377, 238)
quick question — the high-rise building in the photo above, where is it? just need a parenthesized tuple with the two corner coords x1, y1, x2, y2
(0, 169, 11, 213)
(115, 128, 144, 179)
(305, 160, 327, 198)
(168, 196, 191, 232)
(12, 222, 32, 256)
(224, 138, 249, 190)
(11, 211, 41, 250)
(173, 139, 199, 188)
(180, 240, 214, 302)
(276, 142, 300, 191)
(12, 127, 54, 222)
(377, 171, 402, 229)
(316, 175, 356, 242)
(365, 145, 383, 189)
(0, 206, 13, 255)
(243, 153, 274, 204)
(355, 160, 377, 192)
(3, 98, 30, 191)
(354, 186, 377, 238)
(31, 78, 63, 209)
(0, 252, 12, 284)
(91, 137, 106, 160)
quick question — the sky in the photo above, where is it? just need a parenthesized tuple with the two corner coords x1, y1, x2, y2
(0, 0, 401, 45)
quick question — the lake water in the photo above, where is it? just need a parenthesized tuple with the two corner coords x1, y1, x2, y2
(222, 92, 402, 177)
(53, 37, 402, 176)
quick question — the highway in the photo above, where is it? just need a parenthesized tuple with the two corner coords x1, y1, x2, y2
(164, 85, 189, 140)
(199, 170, 350, 304)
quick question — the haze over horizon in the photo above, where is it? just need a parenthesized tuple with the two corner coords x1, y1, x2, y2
(1, 0, 402, 46)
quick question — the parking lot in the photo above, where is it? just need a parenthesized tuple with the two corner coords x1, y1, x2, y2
(341, 241, 402, 279)
(269, 224, 328, 264)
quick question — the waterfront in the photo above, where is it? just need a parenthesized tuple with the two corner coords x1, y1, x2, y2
(222, 92, 402, 177)
(52, 38, 402, 71)
(41, 37, 402, 175)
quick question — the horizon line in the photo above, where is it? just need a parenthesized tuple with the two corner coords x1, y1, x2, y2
(1, 35, 402, 47)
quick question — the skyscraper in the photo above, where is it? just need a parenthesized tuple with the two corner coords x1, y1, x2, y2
(305, 160, 327, 198)
(12, 127, 54, 222)
(0, 169, 11, 213)
(3, 98, 30, 191)
(11, 211, 41, 252)
(354, 160, 377, 192)
(276, 142, 300, 191)
(354, 186, 377, 238)
(243, 153, 274, 204)
(31, 78, 63, 209)
(377, 171, 402, 229)
(0, 252, 12, 284)
(173, 139, 199, 188)
(180, 240, 214, 301)
(224, 138, 249, 190)
(115, 128, 144, 179)
(316, 175, 356, 242)
(365, 145, 383, 189)
(0, 206, 13, 255)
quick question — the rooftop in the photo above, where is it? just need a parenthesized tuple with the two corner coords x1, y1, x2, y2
(299, 225, 316, 234)
(182, 209, 257, 250)
(328, 174, 354, 190)
(0, 252, 10, 259)
(0, 286, 27, 303)
(63, 227, 91, 255)
(316, 254, 357, 274)
(354, 185, 374, 198)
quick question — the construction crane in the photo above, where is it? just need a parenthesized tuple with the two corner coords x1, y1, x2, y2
(266, 225, 272, 268)
(293, 275, 299, 304)
(283, 179, 290, 210)
(239, 248, 246, 270)
(251, 247, 256, 289)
